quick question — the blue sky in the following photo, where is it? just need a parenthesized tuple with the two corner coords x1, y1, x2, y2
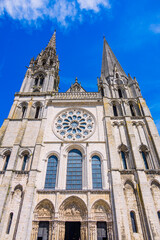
(0, 0, 160, 131)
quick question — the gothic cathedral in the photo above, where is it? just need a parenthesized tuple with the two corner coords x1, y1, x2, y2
(0, 32, 160, 240)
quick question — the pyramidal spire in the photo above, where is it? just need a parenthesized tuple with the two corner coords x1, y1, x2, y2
(101, 37, 127, 78)
(47, 30, 56, 49)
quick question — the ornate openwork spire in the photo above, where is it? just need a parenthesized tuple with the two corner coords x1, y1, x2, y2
(46, 30, 56, 49)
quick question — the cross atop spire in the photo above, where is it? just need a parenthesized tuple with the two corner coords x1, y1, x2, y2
(101, 37, 127, 78)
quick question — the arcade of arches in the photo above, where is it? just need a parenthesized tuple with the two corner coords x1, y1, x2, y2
(31, 197, 113, 240)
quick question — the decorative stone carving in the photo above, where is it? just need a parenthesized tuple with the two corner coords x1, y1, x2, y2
(64, 203, 81, 216)
(59, 197, 87, 221)
(34, 199, 54, 220)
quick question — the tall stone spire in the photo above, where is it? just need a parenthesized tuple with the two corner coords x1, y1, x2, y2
(20, 31, 60, 93)
(101, 37, 127, 78)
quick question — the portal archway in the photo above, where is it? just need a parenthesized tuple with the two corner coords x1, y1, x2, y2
(59, 196, 88, 240)
(31, 199, 55, 240)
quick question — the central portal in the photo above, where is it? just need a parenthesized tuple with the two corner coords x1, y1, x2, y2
(65, 222, 81, 240)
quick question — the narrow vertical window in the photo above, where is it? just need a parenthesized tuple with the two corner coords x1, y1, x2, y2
(40, 77, 44, 86)
(66, 149, 82, 190)
(157, 211, 160, 221)
(141, 151, 149, 169)
(45, 155, 58, 189)
(6, 212, 13, 234)
(22, 106, 26, 118)
(34, 77, 38, 86)
(118, 88, 123, 98)
(113, 105, 118, 116)
(35, 106, 40, 119)
(130, 104, 135, 116)
(130, 211, 138, 233)
(92, 155, 102, 189)
(121, 151, 127, 169)
(3, 154, 10, 171)
(22, 155, 28, 171)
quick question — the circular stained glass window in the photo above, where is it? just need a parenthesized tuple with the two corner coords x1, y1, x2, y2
(54, 108, 95, 141)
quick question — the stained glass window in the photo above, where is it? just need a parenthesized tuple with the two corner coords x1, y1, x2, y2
(92, 155, 102, 189)
(66, 149, 82, 190)
(44, 155, 58, 189)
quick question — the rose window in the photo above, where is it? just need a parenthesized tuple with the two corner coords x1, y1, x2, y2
(54, 109, 95, 141)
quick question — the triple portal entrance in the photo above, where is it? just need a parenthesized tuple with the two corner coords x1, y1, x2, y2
(37, 221, 108, 240)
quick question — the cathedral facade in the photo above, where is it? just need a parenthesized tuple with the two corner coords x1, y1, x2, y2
(0, 32, 160, 240)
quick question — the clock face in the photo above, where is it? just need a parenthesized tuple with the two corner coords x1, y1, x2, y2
(53, 108, 95, 141)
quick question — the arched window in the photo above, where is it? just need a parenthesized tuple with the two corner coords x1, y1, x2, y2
(22, 106, 27, 118)
(141, 151, 149, 169)
(130, 211, 138, 233)
(118, 88, 123, 98)
(6, 212, 13, 234)
(35, 106, 40, 119)
(66, 149, 82, 190)
(22, 154, 28, 171)
(3, 153, 10, 171)
(40, 76, 44, 86)
(45, 155, 58, 189)
(157, 211, 160, 221)
(130, 103, 135, 116)
(113, 105, 118, 116)
(34, 77, 38, 86)
(121, 151, 127, 169)
(92, 155, 102, 189)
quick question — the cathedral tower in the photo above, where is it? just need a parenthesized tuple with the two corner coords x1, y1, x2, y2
(0, 33, 159, 240)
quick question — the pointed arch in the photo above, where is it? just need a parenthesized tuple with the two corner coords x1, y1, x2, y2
(124, 179, 135, 190)
(59, 196, 87, 221)
(34, 199, 54, 221)
(91, 199, 112, 222)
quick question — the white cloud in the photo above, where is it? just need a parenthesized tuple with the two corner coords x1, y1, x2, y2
(150, 24, 160, 34)
(78, 0, 110, 12)
(0, 0, 111, 26)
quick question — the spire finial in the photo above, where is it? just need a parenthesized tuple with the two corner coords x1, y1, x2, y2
(75, 77, 78, 82)
(47, 30, 56, 49)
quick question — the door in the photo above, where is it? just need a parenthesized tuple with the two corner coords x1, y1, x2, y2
(37, 221, 49, 240)
(97, 222, 107, 240)
(65, 222, 81, 240)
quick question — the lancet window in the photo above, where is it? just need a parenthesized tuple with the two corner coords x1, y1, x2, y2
(22, 154, 29, 171)
(121, 151, 127, 169)
(92, 155, 102, 189)
(66, 149, 82, 190)
(130, 211, 138, 233)
(3, 152, 11, 171)
(44, 155, 58, 189)
(6, 212, 13, 234)
(141, 151, 149, 169)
